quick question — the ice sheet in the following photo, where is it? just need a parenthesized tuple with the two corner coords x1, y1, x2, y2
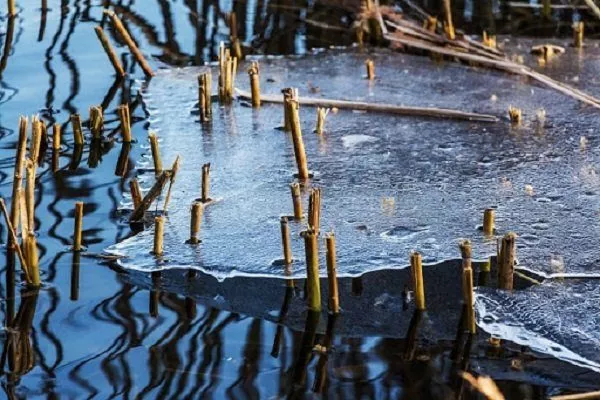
(107, 48, 600, 279)
(475, 280, 600, 374)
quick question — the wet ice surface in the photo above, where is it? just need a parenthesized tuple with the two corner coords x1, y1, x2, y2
(475, 280, 600, 374)
(108, 47, 600, 279)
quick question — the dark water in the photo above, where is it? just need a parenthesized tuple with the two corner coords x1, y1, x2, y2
(1, 1, 599, 398)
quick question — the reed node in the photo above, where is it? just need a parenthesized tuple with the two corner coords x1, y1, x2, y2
(94, 26, 126, 77)
(365, 59, 375, 80)
(280, 216, 293, 265)
(483, 208, 495, 235)
(117, 104, 131, 142)
(201, 163, 211, 203)
(308, 188, 321, 233)
(104, 9, 154, 77)
(573, 21, 584, 48)
(218, 42, 237, 104)
(89, 105, 103, 138)
(302, 229, 321, 312)
(198, 72, 212, 122)
(459, 240, 476, 334)
(287, 92, 310, 180)
(290, 182, 303, 220)
(71, 113, 84, 146)
(410, 251, 426, 310)
(325, 232, 340, 314)
(153, 216, 164, 256)
(129, 178, 143, 209)
(498, 232, 517, 290)
(315, 107, 330, 135)
(248, 61, 261, 108)
(188, 201, 203, 244)
(148, 132, 162, 176)
(73, 202, 84, 251)
(508, 106, 522, 124)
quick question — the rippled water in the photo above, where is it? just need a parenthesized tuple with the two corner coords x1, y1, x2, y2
(2, 0, 600, 398)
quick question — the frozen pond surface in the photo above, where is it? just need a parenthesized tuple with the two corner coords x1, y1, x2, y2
(108, 48, 600, 280)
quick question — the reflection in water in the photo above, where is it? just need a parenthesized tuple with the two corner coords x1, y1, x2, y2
(0, 0, 595, 398)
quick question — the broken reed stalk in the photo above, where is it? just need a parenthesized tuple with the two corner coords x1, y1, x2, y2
(117, 104, 131, 142)
(8, 0, 15, 16)
(442, 0, 455, 39)
(325, 232, 340, 314)
(25, 160, 36, 231)
(71, 114, 84, 146)
(483, 208, 495, 235)
(508, 106, 522, 124)
(236, 88, 498, 122)
(280, 217, 293, 265)
(410, 251, 426, 310)
(10, 116, 28, 240)
(24, 232, 40, 287)
(148, 132, 162, 176)
(162, 155, 180, 212)
(248, 61, 261, 108)
(308, 188, 321, 233)
(0, 198, 31, 283)
(104, 10, 154, 77)
(459, 240, 476, 334)
(282, 88, 296, 131)
(498, 232, 517, 290)
(73, 202, 84, 251)
(30, 117, 43, 164)
(189, 201, 203, 244)
(290, 182, 303, 220)
(218, 42, 237, 103)
(302, 229, 321, 312)
(574, 21, 584, 48)
(315, 107, 330, 135)
(89, 105, 103, 138)
(198, 72, 212, 122)
(94, 26, 126, 77)
(287, 95, 310, 180)
(365, 59, 375, 80)
(52, 123, 61, 150)
(129, 170, 170, 221)
(201, 163, 211, 203)
(129, 178, 143, 209)
(153, 216, 164, 255)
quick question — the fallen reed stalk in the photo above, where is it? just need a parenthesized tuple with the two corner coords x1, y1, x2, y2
(148, 132, 162, 176)
(280, 216, 293, 265)
(71, 114, 84, 146)
(365, 59, 375, 80)
(153, 216, 164, 255)
(550, 390, 600, 400)
(89, 105, 103, 138)
(236, 89, 498, 122)
(325, 232, 340, 314)
(73, 202, 84, 251)
(315, 107, 330, 135)
(10, 116, 28, 241)
(201, 163, 211, 203)
(308, 188, 321, 233)
(117, 104, 132, 142)
(198, 72, 212, 122)
(287, 94, 310, 180)
(162, 155, 180, 211)
(290, 182, 303, 220)
(94, 26, 126, 77)
(129, 178, 143, 209)
(302, 229, 321, 312)
(248, 61, 261, 107)
(498, 232, 517, 290)
(410, 251, 425, 310)
(0, 199, 31, 283)
(483, 208, 495, 235)
(129, 170, 170, 221)
(188, 201, 203, 244)
(104, 9, 154, 77)
(459, 240, 476, 334)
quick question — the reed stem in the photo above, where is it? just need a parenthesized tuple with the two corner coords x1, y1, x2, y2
(189, 201, 203, 244)
(248, 61, 260, 107)
(71, 114, 84, 146)
(483, 208, 495, 235)
(25, 232, 40, 287)
(8, 0, 16, 16)
(574, 21, 584, 48)
(129, 178, 143, 209)
(459, 240, 476, 334)
(73, 202, 84, 251)
(198, 72, 212, 122)
(365, 59, 375, 80)
(148, 132, 162, 176)
(287, 94, 310, 180)
(10, 116, 28, 241)
(153, 216, 164, 255)
(443, 0, 455, 40)
(498, 232, 517, 290)
(280, 217, 293, 265)
(308, 188, 321, 233)
(302, 229, 321, 312)
(117, 104, 132, 142)
(129, 170, 171, 222)
(30, 117, 43, 164)
(410, 251, 426, 310)
(325, 232, 340, 314)
(315, 107, 330, 135)
(290, 182, 303, 220)
(201, 163, 211, 203)
(89, 105, 103, 138)
(94, 26, 126, 77)
(0, 198, 31, 283)
(25, 160, 35, 231)
(282, 88, 295, 131)
(52, 123, 61, 150)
